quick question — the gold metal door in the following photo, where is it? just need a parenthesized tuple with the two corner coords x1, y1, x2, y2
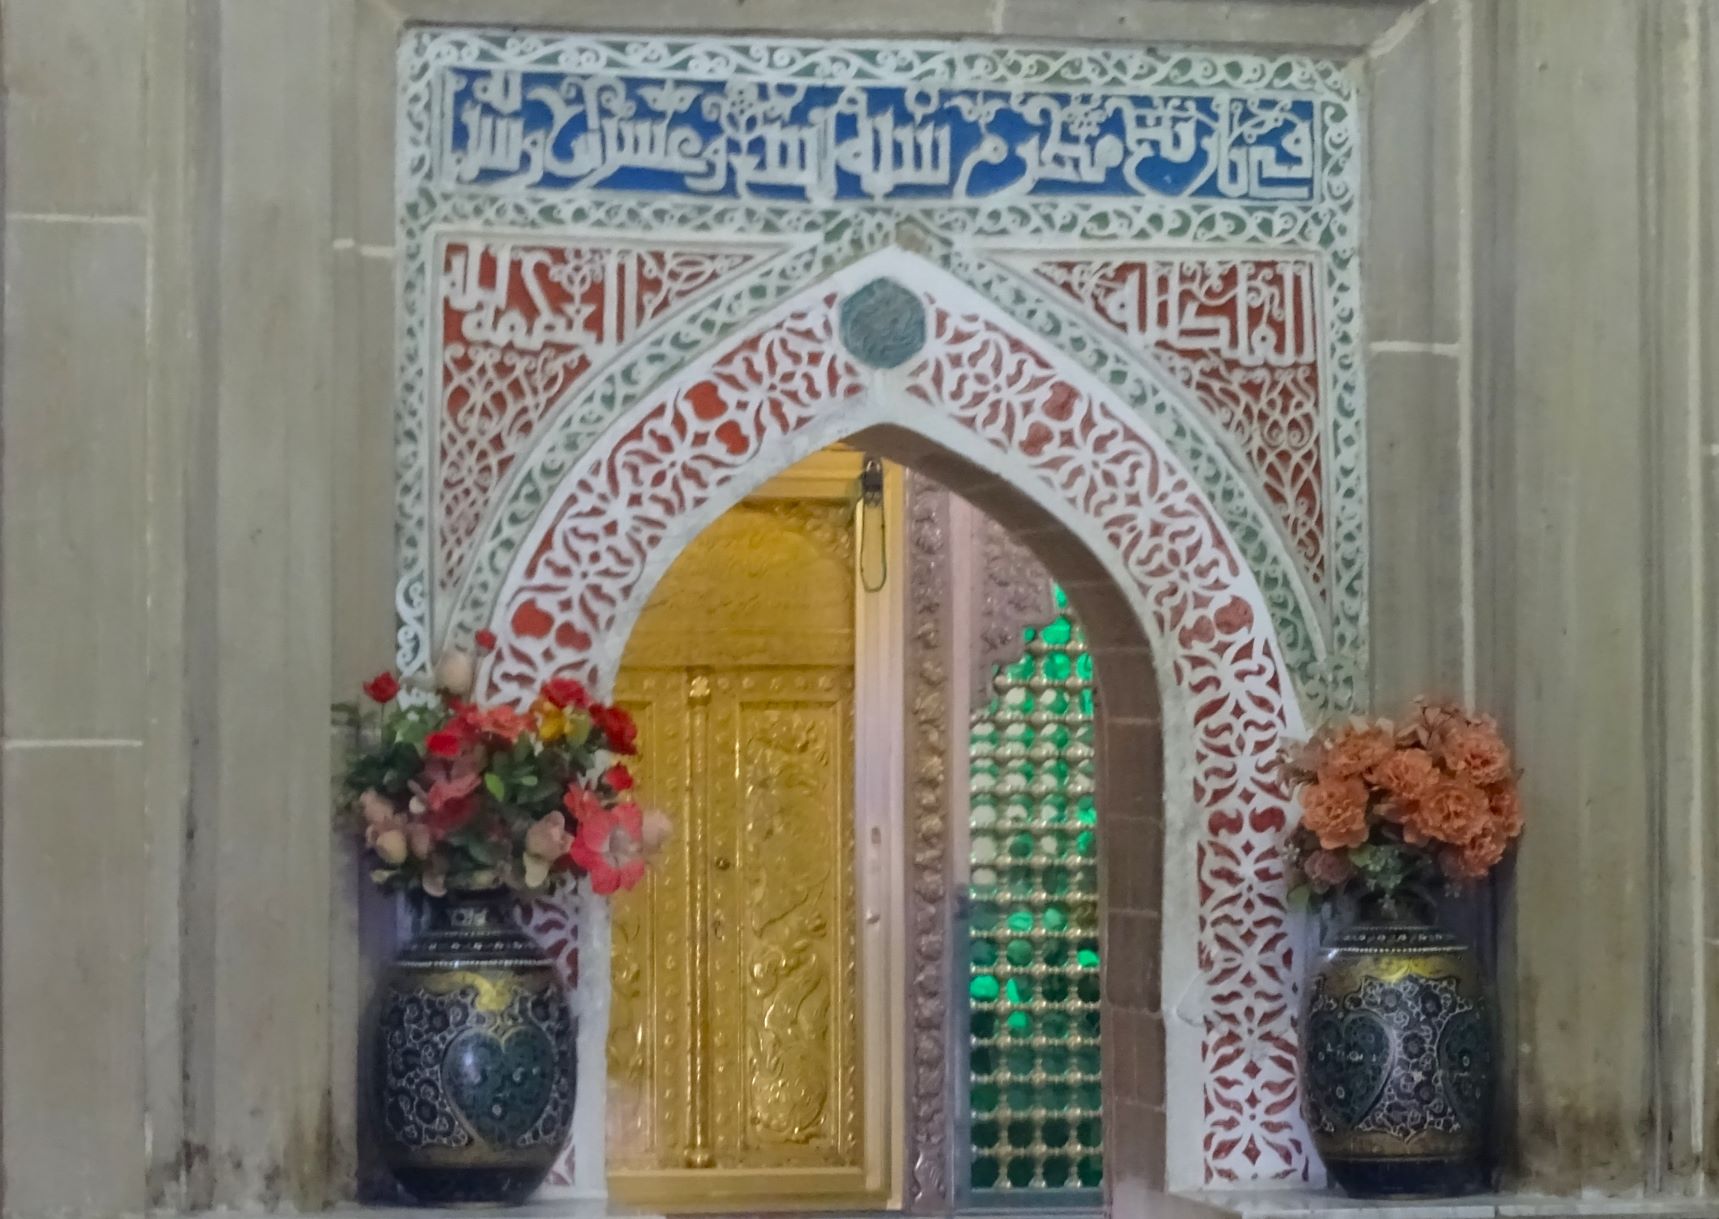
(607, 455, 880, 1209)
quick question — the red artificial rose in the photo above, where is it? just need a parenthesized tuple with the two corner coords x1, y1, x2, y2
(604, 764, 635, 793)
(475, 628, 497, 653)
(542, 675, 591, 710)
(425, 728, 462, 758)
(591, 704, 639, 755)
(362, 671, 400, 703)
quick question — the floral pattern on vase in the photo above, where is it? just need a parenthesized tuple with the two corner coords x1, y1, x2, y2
(1302, 922, 1493, 1198)
(373, 890, 576, 1205)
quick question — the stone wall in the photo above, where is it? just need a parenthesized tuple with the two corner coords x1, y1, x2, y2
(1, 0, 1715, 1215)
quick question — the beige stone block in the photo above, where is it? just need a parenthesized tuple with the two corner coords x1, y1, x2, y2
(2, 217, 148, 741)
(353, 0, 403, 248)
(997, 0, 1414, 49)
(392, 0, 1000, 34)
(1366, 0, 1462, 344)
(1365, 349, 1465, 711)
(2, 0, 147, 216)
(175, 2, 338, 1207)
(1488, 0, 1656, 1192)
(332, 249, 400, 687)
(1, 743, 147, 1216)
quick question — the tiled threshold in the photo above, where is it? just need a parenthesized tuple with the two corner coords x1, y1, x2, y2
(319, 1193, 1719, 1219)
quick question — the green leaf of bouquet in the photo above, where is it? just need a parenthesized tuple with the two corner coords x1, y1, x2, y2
(1286, 884, 1314, 912)
(484, 773, 506, 800)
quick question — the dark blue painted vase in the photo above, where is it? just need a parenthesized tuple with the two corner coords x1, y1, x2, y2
(372, 890, 575, 1205)
(1303, 920, 1493, 1198)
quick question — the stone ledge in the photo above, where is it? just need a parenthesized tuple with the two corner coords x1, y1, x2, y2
(316, 1199, 1719, 1219)
(1177, 1190, 1719, 1219)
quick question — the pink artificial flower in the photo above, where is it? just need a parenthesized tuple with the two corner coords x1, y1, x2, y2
(417, 771, 482, 837)
(523, 812, 575, 888)
(566, 796, 647, 896)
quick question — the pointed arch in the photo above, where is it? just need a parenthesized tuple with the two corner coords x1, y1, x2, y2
(473, 251, 1312, 1191)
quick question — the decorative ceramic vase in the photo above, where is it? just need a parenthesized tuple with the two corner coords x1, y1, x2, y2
(1302, 918, 1493, 1198)
(372, 889, 575, 1205)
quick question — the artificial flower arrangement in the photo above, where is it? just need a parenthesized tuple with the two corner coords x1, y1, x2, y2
(1280, 700, 1523, 914)
(339, 629, 669, 898)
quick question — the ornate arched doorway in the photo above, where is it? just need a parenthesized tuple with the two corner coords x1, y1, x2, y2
(394, 29, 1366, 1201)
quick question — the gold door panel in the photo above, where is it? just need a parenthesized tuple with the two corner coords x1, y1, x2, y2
(607, 470, 881, 1210)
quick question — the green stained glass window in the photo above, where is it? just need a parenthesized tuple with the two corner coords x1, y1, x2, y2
(966, 592, 1102, 1196)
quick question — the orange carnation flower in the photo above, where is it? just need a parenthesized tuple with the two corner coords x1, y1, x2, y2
(1321, 722, 1396, 779)
(1368, 747, 1439, 808)
(1487, 782, 1524, 839)
(1441, 819, 1509, 881)
(1439, 719, 1513, 786)
(1404, 777, 1489, 847)
(1299, 776, 1370, 850)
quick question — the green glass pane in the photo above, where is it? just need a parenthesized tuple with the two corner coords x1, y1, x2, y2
(1053, 584, 1070, 609)
(1077, 1155, 1103, 1187)
(1077, 1117, 1103, 1148)
(1077, 1082, 1102, 1110)
(1038, 1082, 1072, 1111)
(969, 596, 1103, 1193)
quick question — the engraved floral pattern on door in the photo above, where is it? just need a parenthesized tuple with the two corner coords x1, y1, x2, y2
(605, 483, 867, 1201)
(719, 684, 857, 1160)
